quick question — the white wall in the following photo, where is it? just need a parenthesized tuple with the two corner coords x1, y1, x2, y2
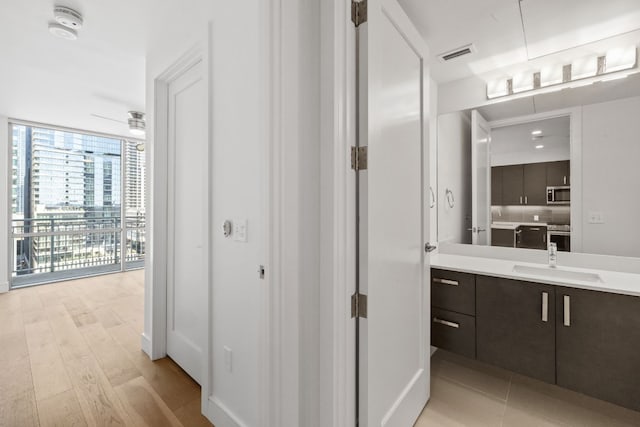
(429, 79, 439, 244)
(0, 116, 9, 292)
(437, 112, 472, 244)
(581, 96, 640, 257)
(143, 3, 266, 426)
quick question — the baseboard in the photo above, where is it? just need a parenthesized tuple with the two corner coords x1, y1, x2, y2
(206, 396, 247, 427)
(0, 282, 8, 293)
(141, 333, 152, 357)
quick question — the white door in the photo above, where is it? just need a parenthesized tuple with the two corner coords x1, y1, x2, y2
(359, 0, 430, 425)
(471, 110, 492, 246)
(166, 60, 207, 384)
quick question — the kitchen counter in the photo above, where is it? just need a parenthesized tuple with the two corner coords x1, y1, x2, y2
(430, 253, 640, 297)
(491, 221, 547, 230)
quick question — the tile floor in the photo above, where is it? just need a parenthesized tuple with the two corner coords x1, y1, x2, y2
(415, 349, 640, 427)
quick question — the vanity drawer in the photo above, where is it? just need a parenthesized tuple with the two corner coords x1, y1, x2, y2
(431, 307, 476, 359)
(431, 269, 476, 315)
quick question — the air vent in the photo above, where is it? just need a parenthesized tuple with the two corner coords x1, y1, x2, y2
(437, 44, 477, 62)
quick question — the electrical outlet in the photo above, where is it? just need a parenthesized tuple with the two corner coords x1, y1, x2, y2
(588, 211, 605, 224)
(233, 219, 248, 242)
(224, 346, 232, 372)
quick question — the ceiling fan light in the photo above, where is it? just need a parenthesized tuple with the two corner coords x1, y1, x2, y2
(128, 111, 146, 136)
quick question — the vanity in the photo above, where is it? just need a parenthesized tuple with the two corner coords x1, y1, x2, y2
(430, 253, 640, 413)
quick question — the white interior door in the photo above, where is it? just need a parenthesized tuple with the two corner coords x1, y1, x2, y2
(359, 1, 430, 425)
(471, 110, 491, 246)
(166, 60, 207, 384)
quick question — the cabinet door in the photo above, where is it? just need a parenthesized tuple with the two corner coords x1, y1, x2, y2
(501, 165, 523, 205)
(523, 162, 547, 205)
(546, 160, 570, 186)
(491, 228, 515, 247)
(556, 287, 640, 411)
(491, 166, 503, 205)
(476, 276, 556, 383)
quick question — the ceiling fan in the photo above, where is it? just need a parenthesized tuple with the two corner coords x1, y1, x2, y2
(90, 112, 146, 151)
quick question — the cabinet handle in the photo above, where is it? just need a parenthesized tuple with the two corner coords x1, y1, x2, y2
(542, 292, 549, 322)
(563, 295, 571, 327)
(520, 196, 523, 204)
(525, 196, 528, 204)
(433, 317, 460, 329)
(433, 278, 459, 286)
(564, 176, 567, 185)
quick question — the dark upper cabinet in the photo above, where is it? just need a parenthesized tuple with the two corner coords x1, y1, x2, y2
(476, 275, 556, 383)
(501, 165, 524, 205)
(492, 163, 548, 206)
(556, 287, 640, 411)
(491, 166, 503, 205)
(546, 160, 570, 186)
(523, 163, 547, 205)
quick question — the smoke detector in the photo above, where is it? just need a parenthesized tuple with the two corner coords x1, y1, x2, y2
(53, 6, 83, 29)
(48, 22, 78, 40)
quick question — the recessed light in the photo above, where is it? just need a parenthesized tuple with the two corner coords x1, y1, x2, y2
(531, 130, 542, 136)
(535, 145, 544, 149)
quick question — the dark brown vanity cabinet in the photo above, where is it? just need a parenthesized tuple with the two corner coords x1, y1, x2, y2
(546, 160, 570, 186)
(430, 269, 476, 359)
(556, 287, 640, 411)
(476, 275, 556, 383)
(431, 266, 640, 413)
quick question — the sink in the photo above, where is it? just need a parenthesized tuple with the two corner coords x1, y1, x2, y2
(512, 265, 603, 283)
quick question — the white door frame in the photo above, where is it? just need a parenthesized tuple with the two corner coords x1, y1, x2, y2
(148, 37, 213, 416)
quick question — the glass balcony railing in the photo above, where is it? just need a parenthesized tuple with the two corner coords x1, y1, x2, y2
(10, 215, 145, 287)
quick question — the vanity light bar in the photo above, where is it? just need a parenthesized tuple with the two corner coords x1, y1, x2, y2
(487, 47, 638, 100)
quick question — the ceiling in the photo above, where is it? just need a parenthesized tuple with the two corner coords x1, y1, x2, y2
(491, 116, 570, 159)
(399, 0, 640, 84)
(0, 0, 151, 137)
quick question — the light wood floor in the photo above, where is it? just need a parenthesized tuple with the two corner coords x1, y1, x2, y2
(0, 270, 213, 427)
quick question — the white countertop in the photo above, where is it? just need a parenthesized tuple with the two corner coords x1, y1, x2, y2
(491, 221, 548, 230)
(430, 253, 640, 297)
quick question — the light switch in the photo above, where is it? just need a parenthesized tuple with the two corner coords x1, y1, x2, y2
(233, 219, 248, 242)
(533, 215, 539, 221)
(588, 211, 605, 224)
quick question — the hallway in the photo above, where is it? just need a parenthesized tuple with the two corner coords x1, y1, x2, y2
(0, 271, 212, 427)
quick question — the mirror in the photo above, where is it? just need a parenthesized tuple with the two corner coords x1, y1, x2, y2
(436, 73, 640, 258)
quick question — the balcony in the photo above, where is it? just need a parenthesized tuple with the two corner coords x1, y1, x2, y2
(11, 215, 145, 288)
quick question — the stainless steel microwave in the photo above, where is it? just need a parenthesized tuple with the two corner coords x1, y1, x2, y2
(547, 186, 570, 205)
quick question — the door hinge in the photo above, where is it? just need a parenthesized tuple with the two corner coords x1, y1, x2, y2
(351, 146, 368, 171)
(351, 292, 368, 318)
(351, 0, 368, 27)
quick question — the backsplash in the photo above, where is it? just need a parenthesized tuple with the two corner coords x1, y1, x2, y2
(491, 205, 570, 224)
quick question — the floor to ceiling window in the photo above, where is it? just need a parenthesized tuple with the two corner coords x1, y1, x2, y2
(10, 122, 146, 288)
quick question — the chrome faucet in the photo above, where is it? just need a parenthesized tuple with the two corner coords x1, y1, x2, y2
(548, 242, 558, 268)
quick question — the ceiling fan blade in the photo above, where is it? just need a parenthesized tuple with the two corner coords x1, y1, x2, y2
(90, 113, 128, 125)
